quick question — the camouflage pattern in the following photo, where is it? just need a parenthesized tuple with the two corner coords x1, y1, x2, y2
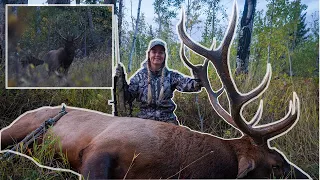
(127, 62, 202, 124)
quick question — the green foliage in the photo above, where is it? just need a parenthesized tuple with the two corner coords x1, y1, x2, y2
(13, 6, 112, 55)
(291, 39, 318, 77)
(251, 0, 314, 77)
(153, 0, 184, 30)
(265, 0, 308, 48)
(1, 134, 79, 180)
(200, 0, 228, 44)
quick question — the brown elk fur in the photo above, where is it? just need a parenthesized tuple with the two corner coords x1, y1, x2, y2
(44, 32, 82, 76)
(21, 55, 44, 68)
(1, 106, 309, 179)
(45, 43, 75, 76)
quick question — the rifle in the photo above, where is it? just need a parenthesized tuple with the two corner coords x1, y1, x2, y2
(1, 105, 67, 160)
(113, 74, 118, 116)
(112, 15, 132, 117)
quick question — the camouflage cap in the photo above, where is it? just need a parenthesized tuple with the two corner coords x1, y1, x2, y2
(148, 39, 167, 52)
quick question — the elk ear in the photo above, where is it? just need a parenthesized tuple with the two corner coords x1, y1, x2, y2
(237, 156, 255, 178)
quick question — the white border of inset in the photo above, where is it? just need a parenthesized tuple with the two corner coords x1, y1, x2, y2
(5, 4, 114, 89)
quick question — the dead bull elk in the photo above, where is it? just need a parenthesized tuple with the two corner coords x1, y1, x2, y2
(45, 30, 83, 76)
(1, 4, 310, 180)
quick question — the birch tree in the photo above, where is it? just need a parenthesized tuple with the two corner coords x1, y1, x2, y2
(128, 0, 142, 73)
(118, 0, 123, 46)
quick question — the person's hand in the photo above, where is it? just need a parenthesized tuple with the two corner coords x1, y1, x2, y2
(115, 65, 123, 77)
(192, 69, 203, 87)
(192, 69, 200, 79)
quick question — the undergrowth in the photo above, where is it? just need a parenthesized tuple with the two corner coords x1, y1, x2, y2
(7, 47, 112, 87)
(175, 75, 319, 179)
(0, 66, 318, 179)
(0, 133, 80, 180)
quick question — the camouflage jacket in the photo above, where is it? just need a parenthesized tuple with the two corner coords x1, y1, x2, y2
(127, 63, 202, 124)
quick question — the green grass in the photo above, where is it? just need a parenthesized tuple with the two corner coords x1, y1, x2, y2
(0, 134, 81, 180)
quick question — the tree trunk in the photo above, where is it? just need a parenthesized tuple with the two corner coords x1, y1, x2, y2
(154, 1, 162, 36)
(1, 0, 27, 65)
(104, 0, 114, 4)
(286, 42, 293, 76)
(47, 0, 70, 4)
(130, 0, 134, 30)
(128, 0, 142, 73)
(86, 8, 94, 54)
(235, 0, 256, 75)
(118, 0, 123, 46)
(267, 0, 274, 64)
(76, 0, 80, 4)
(0, 1, 4, 65)
(8, 0, 28, 3)
(210, 1, 216, 41)
(36, 6, 41, 35)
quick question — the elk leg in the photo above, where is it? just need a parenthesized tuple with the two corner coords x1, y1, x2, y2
(80, 150, 113, 179)
(64, 68, 69, 77)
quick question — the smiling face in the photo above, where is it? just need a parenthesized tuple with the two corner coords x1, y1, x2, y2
(148, 45, 165, 71)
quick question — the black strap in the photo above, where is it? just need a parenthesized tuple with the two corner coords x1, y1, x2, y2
(1, 106, 68, 160)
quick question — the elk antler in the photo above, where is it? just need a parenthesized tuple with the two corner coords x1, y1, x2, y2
(177, 2, 300, 145)
(74, 30, 85, 41)
(55, 30, 67, 41)
(56, 29, 84, 42)
(180, 44, 236, 128)
(56, 29, 68, 41)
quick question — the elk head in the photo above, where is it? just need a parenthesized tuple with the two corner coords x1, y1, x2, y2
(56, 30, 83, 60)
(178, 2, 309, 179)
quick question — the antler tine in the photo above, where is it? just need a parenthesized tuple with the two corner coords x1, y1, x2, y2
(179, 44, 198, 72)
(178, 1, 301, 145)
(180, 43, 237, 128)
(74, 30, 85, 41)
(56, 30, 67, 41)
(252, 92, 300, 144)
(247, 100, 263, 126)
(213, 1, 271, 108)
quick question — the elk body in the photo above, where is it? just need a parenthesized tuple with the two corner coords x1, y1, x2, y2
(0, 106, 309, 179)
(44, 32, 82, 76)
(20, 55, 44, 68)
(1, 3, 310, 179)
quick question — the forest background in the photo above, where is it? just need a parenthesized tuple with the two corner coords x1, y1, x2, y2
(0, 0, 318, 179)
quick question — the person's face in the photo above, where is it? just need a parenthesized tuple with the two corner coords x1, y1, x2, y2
(149, 45, 165, 70)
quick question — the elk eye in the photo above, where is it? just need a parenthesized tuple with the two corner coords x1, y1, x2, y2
(272, 165, 280, 169)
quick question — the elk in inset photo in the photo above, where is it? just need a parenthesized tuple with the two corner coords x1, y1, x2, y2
(6, 5, 113, 88)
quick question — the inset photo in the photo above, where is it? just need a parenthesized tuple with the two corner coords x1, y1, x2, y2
(6, 5, 113, 88)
